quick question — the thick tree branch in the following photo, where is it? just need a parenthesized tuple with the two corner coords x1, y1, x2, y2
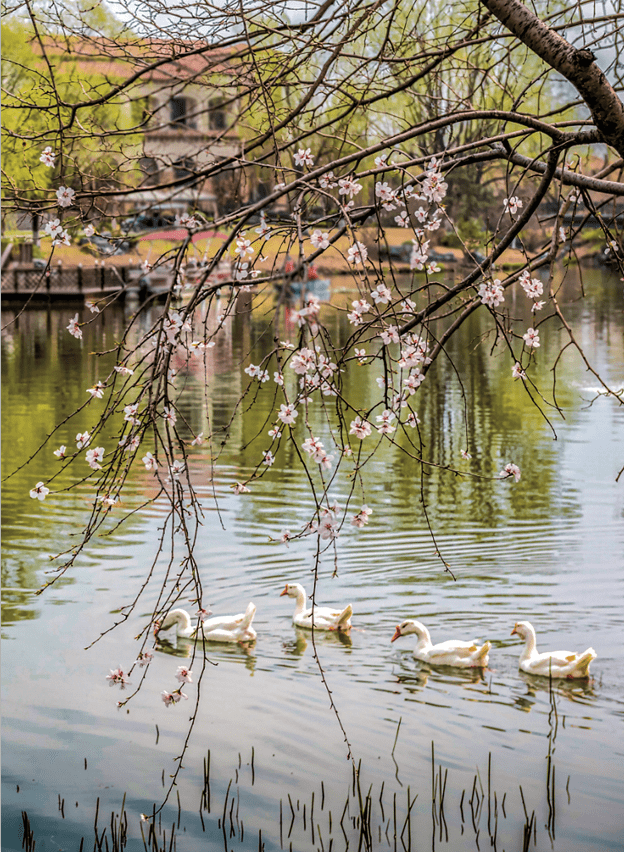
(481, 0, 624, 156)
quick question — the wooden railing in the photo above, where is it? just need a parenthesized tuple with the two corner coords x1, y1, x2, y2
(1, 264, 130, 297)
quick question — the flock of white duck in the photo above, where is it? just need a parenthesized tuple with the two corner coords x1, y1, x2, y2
(156, 582, 597, 679)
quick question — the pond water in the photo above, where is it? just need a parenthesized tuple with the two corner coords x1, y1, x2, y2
(2, 266, 623, 852)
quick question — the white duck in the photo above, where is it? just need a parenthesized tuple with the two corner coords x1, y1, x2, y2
(391, 619, 491, 668)
(156, 602, 257, 643)
(280, 583, 352, 631)
(511, 620, 596, 678)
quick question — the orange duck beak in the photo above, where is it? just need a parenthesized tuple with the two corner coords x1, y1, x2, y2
(279, 584, 289, 597)
(391, 626, 402, 643)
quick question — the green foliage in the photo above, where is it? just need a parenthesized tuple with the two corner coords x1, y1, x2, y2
(1, 13, 143, 212)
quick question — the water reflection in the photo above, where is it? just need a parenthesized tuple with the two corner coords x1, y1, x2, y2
(514, 671, 598, 709)
(282, 625, 353, 656)
(2, 266, 623, 852)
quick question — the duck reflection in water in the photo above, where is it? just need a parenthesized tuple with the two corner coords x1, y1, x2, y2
(513, 670, 597, 712)
(155, 634, 257, 671)
(282, 626, 353, 656)
(395, 661, 487, 695)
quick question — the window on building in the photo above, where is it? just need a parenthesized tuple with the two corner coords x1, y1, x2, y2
(209, 99, 227, 131)
(169, 97, 195, 128)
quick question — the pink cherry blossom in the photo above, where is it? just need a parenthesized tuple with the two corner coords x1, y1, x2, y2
(460, 449, 472, 460)
(191, 432, 204, 446)
(40, 147, 55, 168)
(523, 327, 540, 348)
(375, 181, 394, 202)
(290, 348, 315, 375)
(84, 224, 95, 237)
(503, 196, 523, 214)
(30, 481, 50, 501)
(347, 242, 368, 264)
(421, 171, 447, 203)
(97, 494, 118, 508)
(425, 211, 443, 231)
(278, 403, 298, 425)
(263, 450, 275, 466)
(302, 436, 325, 460)
(274, 371, 284, 385)
(338, 176, 362, 198)
(370, 283, 391, 304)
(76, 431, 90, 449)
(85, 300, 100, 314)
(197, 608, 213, 622)
(405, 411, 420, 428)
(426, 261, 441, 274)
(169, 459, 185, 478)
(123, 403, 139, 425)
(142, 452, 158, 471)
(234, 262, 249, 280)
(319, 514, 339, 541)
(403, 371, 424, 394)
(319, 452, 334, 470)
(175, 665, 193, 684)
(106, 667, 130, 688)
(135, 651, 154, 667)
(232, 482, 250, 494)
(44, 218, 63, 239)
(478, 279, 505, 308)
(86, 447, 105, 470)
(56, 186, 75, 207)
(376, 409, 396, 434)
(294, 148, 314, 167)
(395, 211, 410, 227)
(173, 690, 188, 703)
(311, 230, 330, 249)
(351, 505, 372, 528)
(380, 325, 400, 345)
(280, 529, 291, 546)
(318, 171, 336, 189)
(512, 362, 527, 380)
(162, 406, 177, 425)
(268, 427, 282, 439)
(349, 416, 372, 439)
(86, 381, 106, 399)
(235, 237, 254, 257)
(161, 691, 174, 707)
(255, 218, 271, 238)
(500, 462, 521, 482)
(531, 300, 545, 313)
(67, 314, 82, 339)
(114, 365, 134, 375)
(176, 212, 201, 229)
(519, 271, 544, 299)
(120, 434, 140, 453)
(53, 445, 66, 459)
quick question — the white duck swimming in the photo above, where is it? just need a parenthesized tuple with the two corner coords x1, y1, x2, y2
(156, 602, 257, 643)
(391, 619, 491, 668)
(280, 583, 352, 631)
(511, 620, 596, 678)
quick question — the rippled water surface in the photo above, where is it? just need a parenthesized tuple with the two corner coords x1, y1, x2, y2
(2, 267, 623, 851)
